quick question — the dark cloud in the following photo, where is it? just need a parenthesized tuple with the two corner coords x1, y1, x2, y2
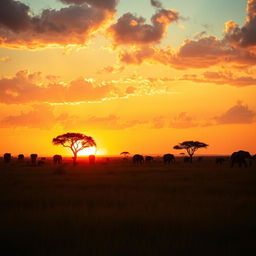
(0, 0, 30, 32)
(0, 0, 115, 48)
(216, 102, 256, 124)
(108, 8, 179, 45)
(151, 0, 163, 9)
(59, 0, 119, 10)
(120, 36, 256, 69)
(225, 0, 256, 48)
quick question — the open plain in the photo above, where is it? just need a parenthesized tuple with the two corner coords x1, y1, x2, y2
(0, 157, 256, 256)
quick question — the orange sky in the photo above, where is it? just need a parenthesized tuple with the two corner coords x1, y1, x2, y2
(0, 0, 255, 157)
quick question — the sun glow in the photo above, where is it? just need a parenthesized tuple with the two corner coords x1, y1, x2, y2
(78, 146, 97, 156)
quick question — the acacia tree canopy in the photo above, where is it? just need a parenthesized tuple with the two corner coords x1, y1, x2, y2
(173, 141, 208, 162)
(52, 132, 96, 165)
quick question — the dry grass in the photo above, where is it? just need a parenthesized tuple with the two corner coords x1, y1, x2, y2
(0, 157, 256, 255)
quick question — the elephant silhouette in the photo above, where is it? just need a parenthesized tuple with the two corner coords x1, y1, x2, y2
(30, 154, 38, 165)
(163, 154, 175, 164)
(4, 153, 11, 163)
(133, 154, 144, 165)
(53, 155, 62, 165)
(231, 150, 252, 167)
(89, 155, 96, 165)
(145, 156, 154, 163)
(18, 154, 24, 161)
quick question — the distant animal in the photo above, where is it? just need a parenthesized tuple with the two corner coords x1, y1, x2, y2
(89, 155, 96, 165)
(145, 156, 154, 163)
(18, 154, 24, 161)
(184, 156, 190, 163)
(231, 150, 252, 167)
(4, 153, 11, 163)
(215, 157, 225, 165)
(53, 155, 62, 165)
(163, 154, 175, 164)
(133, 154, 144, 165)
(30, 154, 38, 165)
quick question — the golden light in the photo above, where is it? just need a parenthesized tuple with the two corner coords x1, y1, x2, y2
(78, 146, 97, 156)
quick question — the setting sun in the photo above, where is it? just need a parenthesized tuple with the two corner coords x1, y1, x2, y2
(78, 146, 97, 156)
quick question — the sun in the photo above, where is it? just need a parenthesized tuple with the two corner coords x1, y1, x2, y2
(78, 146, 97, 156)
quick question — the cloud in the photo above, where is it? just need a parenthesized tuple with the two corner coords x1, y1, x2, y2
(108, 8, 179, 45)
(0, 104, 58, 129)
(0, 56, 11, 62)
(120, 46, 156, 64)
(0, 0, 115, 48)
(169, 112, 199, 129)
(181, 71, 256, 87)
(117, 1, 256, 70)
(120, 36, 256, 69)
(224, 0, 256, 49)
(0, 70, 113, 104)
(151, 0, 163, 9)
(216, 102, 256, 124)
(97, 65, 125, 74)
(59, 0, 119, 11)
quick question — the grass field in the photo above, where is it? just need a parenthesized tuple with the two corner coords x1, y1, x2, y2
(0, 157, 256, 255)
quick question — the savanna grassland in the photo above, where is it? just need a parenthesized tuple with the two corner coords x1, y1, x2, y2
(0, 157, 256, 256)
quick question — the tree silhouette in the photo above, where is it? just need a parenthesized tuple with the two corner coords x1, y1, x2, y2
(120, 151, 130, 159)
(173, 141, 208, 163)
(52, 133, 96, 166)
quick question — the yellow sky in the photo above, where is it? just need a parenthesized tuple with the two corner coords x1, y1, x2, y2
(0, 0, 255, 156)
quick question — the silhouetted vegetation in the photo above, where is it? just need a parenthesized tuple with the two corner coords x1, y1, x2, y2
(173, 141, 208, 162)
(52, 132, 96, 166)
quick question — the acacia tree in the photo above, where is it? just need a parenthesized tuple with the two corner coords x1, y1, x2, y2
(173, 141, 208, 162)
(52, 133, 96, 166)
(120, 151, 130, 159)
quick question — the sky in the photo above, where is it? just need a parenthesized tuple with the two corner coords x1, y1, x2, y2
(0, 0, 255, 156)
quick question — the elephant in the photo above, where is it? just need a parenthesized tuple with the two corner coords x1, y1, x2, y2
(30, 154, 38, 165)
(163, 154, 175, 164)
(145, 156, 154, 163)
(215, 157, 225, 165)
(231, 150, 252, 167)
(18, 154, 24, 161)
(89, 155, 96, 165)
(53, 155, 62, 165)
(133, 154, 144, 165)
(4, 153, 11, 163)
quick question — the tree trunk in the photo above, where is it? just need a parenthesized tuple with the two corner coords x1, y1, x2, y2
(189, 154, 193, 163)
(73, 153, 77, 166)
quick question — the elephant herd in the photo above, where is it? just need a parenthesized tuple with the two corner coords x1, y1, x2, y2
(3, 153, 63, 165)
(1, 150, 255, 168)
(133, 154, 175, 165)
(132, 150, 255, 167)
